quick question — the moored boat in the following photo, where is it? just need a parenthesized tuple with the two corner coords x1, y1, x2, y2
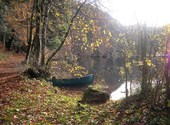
(50, 74, 94, 87)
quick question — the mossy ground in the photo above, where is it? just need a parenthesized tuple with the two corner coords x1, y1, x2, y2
(0, 77, 169, 125)
(0, 51, 9, 61)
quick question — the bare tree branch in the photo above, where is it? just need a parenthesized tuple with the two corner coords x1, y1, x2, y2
(46, 0, 88, 65)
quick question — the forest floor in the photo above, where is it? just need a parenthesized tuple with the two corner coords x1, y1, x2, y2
(0, 44, 170, 125)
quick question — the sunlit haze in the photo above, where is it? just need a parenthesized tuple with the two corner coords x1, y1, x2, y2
(101, 0, 170, 26)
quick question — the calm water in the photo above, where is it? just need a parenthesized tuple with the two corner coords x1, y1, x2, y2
(77, 57, 121, 85)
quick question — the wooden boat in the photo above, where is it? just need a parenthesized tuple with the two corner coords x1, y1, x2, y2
(50, 74, 94, 87)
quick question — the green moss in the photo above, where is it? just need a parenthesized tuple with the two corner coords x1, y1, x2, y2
(0, 52, 7, 61)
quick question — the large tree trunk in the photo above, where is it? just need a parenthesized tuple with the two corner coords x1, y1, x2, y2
(41, 1, 50, 66)
(34, 1, 42, 66)
(140, 26, 150, 96)
(33, 30, 41, 66)
(141, 42, 148, 95)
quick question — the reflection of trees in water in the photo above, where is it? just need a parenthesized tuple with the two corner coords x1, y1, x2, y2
(78, 57, 121, 85)
(104, 58, 120, 84)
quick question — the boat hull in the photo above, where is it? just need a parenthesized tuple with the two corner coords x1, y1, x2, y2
(50, 74, 94, 87)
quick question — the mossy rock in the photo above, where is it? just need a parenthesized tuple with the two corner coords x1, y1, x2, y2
(24, 67, 51, 79)
(81, 87, 110, 104)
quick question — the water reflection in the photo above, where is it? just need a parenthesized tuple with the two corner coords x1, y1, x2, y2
(78, 57, 121, 85)
(110, 81, 140, 100)
(110, 81, 131, 100)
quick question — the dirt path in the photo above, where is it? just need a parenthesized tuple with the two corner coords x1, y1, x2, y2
(0, 53, 24, 81)
(0, 45, 25, 112)
(0, 43, 25, 78)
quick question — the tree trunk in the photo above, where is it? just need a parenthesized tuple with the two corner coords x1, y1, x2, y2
(33, 28, 41, 65)
(123, 55, 128, 101)
(41, 1, 50, 66)
(25, 0, 36, 64)
(141, 27, 149, 96)
(6, 34, 14, 51)
(34, 0, 42, 66)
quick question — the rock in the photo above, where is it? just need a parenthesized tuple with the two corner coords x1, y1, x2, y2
(23, 67, 51, 79)
(27, 68, 40, 78)
(81, 87, 110, 104)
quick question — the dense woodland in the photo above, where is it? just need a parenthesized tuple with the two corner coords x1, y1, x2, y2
(0, 0, 170, 124)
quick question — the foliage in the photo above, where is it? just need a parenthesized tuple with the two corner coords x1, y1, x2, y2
(0, 0, 10, 32)
(5, 1, 32, 43)
(64, 6, 113, 57)
(46, 36, 62, 50)
(51, 59, 88, 78)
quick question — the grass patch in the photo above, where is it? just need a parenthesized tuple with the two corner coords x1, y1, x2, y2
(0, 51, 12, 61)
(1, 78, 170, 125)
(0, 52, 7, 61)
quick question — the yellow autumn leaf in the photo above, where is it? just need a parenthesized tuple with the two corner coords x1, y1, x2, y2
(146, 59, 152, 66)
(55, 12, 60, 16)
(89, 19, 94, 23)
(72, 25, 76, 30)
(126, 62, 131, 68)
(103, 30, 106, 34)
(138, 61, 143, 66)
(108, 31, 112, 37)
